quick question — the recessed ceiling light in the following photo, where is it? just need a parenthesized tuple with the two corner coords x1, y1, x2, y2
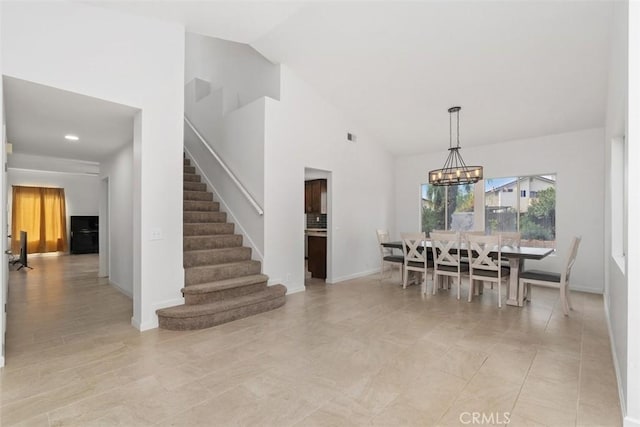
(64, 134, 79, 141)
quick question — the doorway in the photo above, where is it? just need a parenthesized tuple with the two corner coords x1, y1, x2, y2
(1, 76, 137, 366)
(304, 167, 331, 286)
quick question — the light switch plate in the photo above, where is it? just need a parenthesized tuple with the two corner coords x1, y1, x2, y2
(150, 228, 163, 241)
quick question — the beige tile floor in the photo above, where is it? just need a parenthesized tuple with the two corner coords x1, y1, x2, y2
(0, 255, 622, 426)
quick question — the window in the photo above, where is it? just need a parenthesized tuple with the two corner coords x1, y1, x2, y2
(11, 186, 68, 254)
(485, 175, 556, 248)
(421, 183, 476, 234)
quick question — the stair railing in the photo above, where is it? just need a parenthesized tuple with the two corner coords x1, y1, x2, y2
(184, 116, 264, 216)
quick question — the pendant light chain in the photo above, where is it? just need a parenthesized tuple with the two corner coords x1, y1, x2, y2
(428, 106, 483, 186)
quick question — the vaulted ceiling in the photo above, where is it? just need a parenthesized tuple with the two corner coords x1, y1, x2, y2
(83, 2, 617, 155)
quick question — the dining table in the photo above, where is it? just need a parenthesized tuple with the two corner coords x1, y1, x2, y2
(381, 240, 555, 306)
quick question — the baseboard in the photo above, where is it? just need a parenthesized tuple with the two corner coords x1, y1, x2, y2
(329, 268, 379, 284)
(570, 285, 604, 294)
(132, 316, 159, 332)
(109, 280, 132, 298)
(604, 292, 627, 422)
(137, 319, 158, 332)
(130, 316, 142, 331)
(285, 285, 305, 295)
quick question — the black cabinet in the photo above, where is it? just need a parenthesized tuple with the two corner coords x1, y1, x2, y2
(70, 216, 99, 254)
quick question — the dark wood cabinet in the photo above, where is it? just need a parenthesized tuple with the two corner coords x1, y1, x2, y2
(305, 179, 327, 213)
(307, 236, 326, 279)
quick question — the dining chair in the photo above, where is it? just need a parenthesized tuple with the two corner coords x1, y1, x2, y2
(401, 232, 432, 293)
(518, 236, 582, 315)
(376, 229, 404, 281)
(462, 230, 485, 238)
(466, 234, 509, 308)
(496, 231, 522, 271)
(430, 231, 468, 299)
(498, 231, 521, 247)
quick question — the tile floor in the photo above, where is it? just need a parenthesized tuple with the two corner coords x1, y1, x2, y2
(0, 255, 622, 426)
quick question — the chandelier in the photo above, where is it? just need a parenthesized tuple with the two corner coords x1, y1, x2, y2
(428, 106, 483, 186)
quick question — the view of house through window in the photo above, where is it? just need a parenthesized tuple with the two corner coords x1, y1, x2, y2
(485, 175, 556, 248)
(421, 175, 556, 248)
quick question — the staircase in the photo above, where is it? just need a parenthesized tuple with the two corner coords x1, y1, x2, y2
(156, 157, 286, 330)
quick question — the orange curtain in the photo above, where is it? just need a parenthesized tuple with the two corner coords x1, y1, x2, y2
(11, 186, 68, 254)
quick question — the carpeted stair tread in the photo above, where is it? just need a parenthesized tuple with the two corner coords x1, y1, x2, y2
(184, 158, 191, 166)
(184, 247, 252, 267)
(184, 174, 201, 182)
(184, 165, 196, 174)
(157, 285, 286, 330)
(184, 211, 227, 223)
(184, 222, 234, 236)
(184, 181, 207, 192)
(184, 191, 213, 201)
(159, 285, 285, 318)
(182, 274, 269, 294)
(184, 234, 243, 250)
(185, 260, 262, 285)
(184, 200, 220, 211)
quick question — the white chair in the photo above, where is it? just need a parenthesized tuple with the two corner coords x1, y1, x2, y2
(462, 230, 485, 238)
(430, 231, 468, 299)
(497, 231, 521, 271)
(376, 229, 404, 281)
(401, 232, 432, 293)
(519, 236, 582, 315)
(466, 234, 509, 308)
(498, 231, 521, 247)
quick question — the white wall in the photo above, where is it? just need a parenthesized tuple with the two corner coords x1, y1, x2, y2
(604, 0, 629, 417)
(184, 34, 275, 259)
(185, 32, 280, 116)
(100, 143, 133, 296)
(7, 168, 100, 251)
(396, 128, 605, 293)
(264, 66, 395, 292)
(2, 2, 185, 330)
(184, 98, 265, 259)
(625, 2, 640, 425)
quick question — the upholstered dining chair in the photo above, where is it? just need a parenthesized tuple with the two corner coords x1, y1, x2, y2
(376, 229, 404, 281)
(430, 231, 468, 299)
(519, 236, 582, 315)
(400, 232, 432, 293)
(466, 234, 509, 308)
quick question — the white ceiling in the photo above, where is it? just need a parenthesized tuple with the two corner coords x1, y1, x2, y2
(84, 2, 615, 155)
(3, 76, 137, 162)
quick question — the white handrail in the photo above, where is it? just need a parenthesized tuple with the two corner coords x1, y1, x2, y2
(184, 116, 264, 216)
